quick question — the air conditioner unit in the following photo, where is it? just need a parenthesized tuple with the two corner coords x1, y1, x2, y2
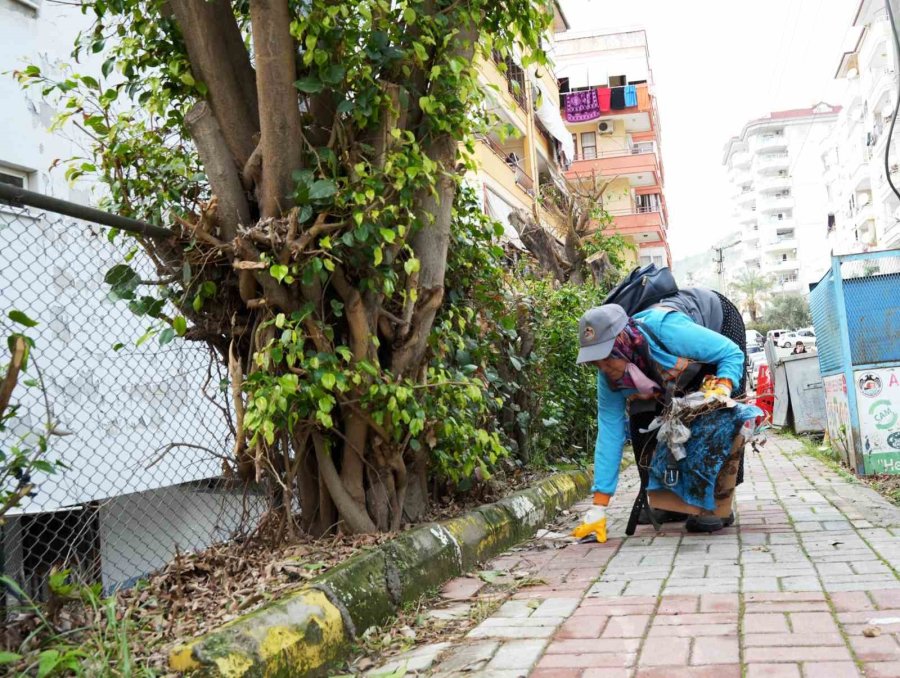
(598, 120, 614, 135)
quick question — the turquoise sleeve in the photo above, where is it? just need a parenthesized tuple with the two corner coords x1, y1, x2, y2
(654, 312, 745, 386)
(592, 373, 628, 496)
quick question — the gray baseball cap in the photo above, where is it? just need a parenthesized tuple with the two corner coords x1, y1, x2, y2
(576, 304, 628, 364)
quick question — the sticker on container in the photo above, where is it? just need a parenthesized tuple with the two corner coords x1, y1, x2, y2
(859, 373, 883, 398)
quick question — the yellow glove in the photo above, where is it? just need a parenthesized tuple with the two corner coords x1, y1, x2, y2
(572, 505, 607, 542)
(701, 376, 733, 399)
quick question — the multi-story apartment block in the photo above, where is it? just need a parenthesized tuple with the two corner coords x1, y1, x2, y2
(823, 0, 900, 253)
(470, 3, 574, 247)
(552, 28, 671, 267)
(723, 105, 839, 294)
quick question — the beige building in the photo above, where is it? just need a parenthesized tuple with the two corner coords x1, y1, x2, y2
(469, 3, 574, 248)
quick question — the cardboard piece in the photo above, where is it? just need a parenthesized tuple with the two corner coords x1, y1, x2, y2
(647, 434, 745, 517)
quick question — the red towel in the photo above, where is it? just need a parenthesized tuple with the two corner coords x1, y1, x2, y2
(597, 87, 612, 113)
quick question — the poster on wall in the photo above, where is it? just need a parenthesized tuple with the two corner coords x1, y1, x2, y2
(854, 367, 900, 474)
(824, 374, 855, 466)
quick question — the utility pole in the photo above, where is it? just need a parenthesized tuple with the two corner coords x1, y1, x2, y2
(712, 240, 741, 292)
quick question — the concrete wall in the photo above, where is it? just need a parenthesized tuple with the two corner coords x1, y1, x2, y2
(0, 0, 96, 201)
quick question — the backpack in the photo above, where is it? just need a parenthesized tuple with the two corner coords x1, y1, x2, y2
(602, 263, 678, 316)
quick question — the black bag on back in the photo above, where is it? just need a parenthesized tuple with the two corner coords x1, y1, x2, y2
(602, 263, 678, 316)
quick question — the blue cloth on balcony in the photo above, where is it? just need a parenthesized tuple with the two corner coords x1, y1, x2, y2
(624, 85, 638, 107)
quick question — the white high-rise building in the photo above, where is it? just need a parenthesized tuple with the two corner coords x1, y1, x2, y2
(723, 104, 840, 295)
(822, 0, 900, 252)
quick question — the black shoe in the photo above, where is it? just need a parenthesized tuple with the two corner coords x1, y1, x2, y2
(686, 511, 735, 533)
(637, 507, 689, 525)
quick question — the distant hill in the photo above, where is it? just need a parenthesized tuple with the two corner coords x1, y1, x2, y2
(671, 231, 742, 290)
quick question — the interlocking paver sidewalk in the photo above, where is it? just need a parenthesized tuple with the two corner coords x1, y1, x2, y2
(372, 435, 900, 677)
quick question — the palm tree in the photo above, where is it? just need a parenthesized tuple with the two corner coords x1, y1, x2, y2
(730, 269, 773, 322)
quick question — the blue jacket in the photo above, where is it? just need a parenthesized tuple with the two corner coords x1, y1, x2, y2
(592, 308, 745, 500)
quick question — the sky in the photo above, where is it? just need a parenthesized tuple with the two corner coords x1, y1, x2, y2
(560, 0, 862, 261)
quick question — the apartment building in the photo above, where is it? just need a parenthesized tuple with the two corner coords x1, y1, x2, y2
(551, 28, 671, 267)
(723, 105, 839, 294)
(823, 0, 900, 253)
(470, 3, 574, 247)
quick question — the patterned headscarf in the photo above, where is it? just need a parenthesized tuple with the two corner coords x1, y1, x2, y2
(608, 319, 662, 395)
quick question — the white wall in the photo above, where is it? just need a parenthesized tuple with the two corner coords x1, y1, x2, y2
(0, 0, 96, 201)
(99, 484, 265, 589)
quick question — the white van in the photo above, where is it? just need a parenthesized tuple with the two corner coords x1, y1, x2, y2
(745, 330, 764, 347)
(766, 329, 789, 344)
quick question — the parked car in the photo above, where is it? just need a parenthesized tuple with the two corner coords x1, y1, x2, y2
(779, 332, 817, 349)
(796, 327, 816, 340)
(746, 329, 764, 348)
(746, 345, 767, 390)
(767, 328, 790, 345)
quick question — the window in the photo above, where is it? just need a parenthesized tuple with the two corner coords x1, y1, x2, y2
(558, 77, 570, 94)
(580, 132, 597, 160)
(572, 133, 578, 157)
(608, 75, 626, 87)
(637, 194, 661, 212)
(0, 167, 29, 208)
(827, 213, 836, 233)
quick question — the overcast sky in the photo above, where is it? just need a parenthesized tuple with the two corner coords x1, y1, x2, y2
(560, 0, 861, 261)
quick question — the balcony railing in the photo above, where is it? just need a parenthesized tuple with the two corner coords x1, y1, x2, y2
(607, 205, 662, 217)
(573, 144, 656, 161)
(478, 135, 535, 196)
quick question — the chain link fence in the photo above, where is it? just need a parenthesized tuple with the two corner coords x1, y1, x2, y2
(1, 203, 265, 598)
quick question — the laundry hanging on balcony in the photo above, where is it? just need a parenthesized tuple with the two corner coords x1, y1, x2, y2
(564, 88, 601, 122)
(597, 87, 612, 113)
(624, 84, 638, 107)
(610, 87, 626, 110)
(535, 83, 576, 162)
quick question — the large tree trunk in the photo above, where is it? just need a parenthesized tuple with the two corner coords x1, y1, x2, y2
(169, 0, 260, 170)
(249, 0, 304, 218)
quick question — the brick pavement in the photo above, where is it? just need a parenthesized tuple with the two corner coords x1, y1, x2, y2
(371, 435, 900, 677)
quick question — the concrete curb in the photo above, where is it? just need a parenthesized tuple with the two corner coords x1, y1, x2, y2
(169, 469, 591, 676)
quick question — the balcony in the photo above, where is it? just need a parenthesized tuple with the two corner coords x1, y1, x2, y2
(758, 194, 794, 213)
(754, 152, 790, 174)
(756, 175, 791, 193)
(736, 189, 755, 207)
(755, 134, 788, 153)
(738, 209, 758, 225)
(766, 258, 800, 273)
(475, 136, 535, 205)
(565, 146, 661, 187)
(778, 279, 802, 293)
(599, 205, 666, 243)
(764, 237, 797, 253)
(731, 152, 751, 169)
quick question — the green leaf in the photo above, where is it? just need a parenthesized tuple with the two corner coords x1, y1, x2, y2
(275, 313, 286, 329)
(321, 64, 346, 84)
(159, 327, 175, 345)
(101, 58, 115, 78)
(403, 6, 416, 23)
(294, 76, 324, 93)
(173, 316, 187, 336)
(269, 264, 289, 283)
(373, 246, 383, 266)
(309, 179, 337, 201)
(37, 650, 61, 678)
(404, 257, 420, 275)
(0, 652, 22, 665)
(321, 373, 336, 390)
(8, 310, 37, 328)
(379, 228, 396, 244)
